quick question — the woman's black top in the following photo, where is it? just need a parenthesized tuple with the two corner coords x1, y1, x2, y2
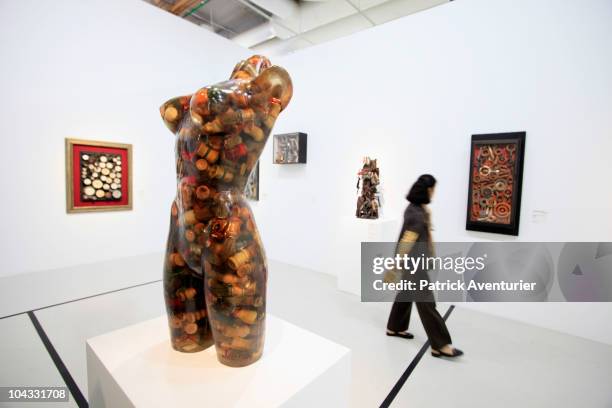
(397, 203, 433, 254)
(396, 203, 436, 301)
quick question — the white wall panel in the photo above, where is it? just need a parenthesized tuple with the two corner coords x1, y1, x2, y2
(0, 0, 249, 277)
(255, 0, 612, 343)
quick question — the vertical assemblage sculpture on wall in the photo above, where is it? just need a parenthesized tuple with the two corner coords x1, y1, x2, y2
(356, 157, 381, 219)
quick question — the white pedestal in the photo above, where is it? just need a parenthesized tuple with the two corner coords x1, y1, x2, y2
(335, 217, 400, 296)
(86, 315, 351, 408)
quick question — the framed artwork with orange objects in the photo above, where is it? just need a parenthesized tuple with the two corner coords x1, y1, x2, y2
(466, 132, 526, 235)
(65, 138, 133, 213)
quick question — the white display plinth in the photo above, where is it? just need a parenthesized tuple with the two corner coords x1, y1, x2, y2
(86, 314, 351, 408)
(335, 217, 400, 296)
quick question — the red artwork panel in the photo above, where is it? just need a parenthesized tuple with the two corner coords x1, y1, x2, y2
(66, 139, 132, 213)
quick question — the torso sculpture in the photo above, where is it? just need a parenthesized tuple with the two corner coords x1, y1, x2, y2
(160, 56, 292, 367)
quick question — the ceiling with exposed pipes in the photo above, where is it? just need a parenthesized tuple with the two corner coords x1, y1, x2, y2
(143, 0, 450, 55)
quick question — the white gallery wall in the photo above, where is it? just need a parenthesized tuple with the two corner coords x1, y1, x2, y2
(1, 0, 611, 345)
(0, 0, 248, 277)
(253, 0, 612, 343)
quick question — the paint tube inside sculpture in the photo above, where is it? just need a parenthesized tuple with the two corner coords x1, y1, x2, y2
(160, 55, 292, 367)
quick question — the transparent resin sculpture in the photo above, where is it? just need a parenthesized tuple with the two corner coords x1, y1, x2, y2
(160, 56, 293, 367)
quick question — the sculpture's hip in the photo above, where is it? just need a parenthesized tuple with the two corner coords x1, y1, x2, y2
(203, 191, 267, 367)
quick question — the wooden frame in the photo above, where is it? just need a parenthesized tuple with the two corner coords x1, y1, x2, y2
(65, 138, 133, 213)
(466, 132, 526, 236)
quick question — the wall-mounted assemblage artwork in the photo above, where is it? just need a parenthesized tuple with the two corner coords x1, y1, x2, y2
(356, 157, 381, 219)
(466, 132, 526, 235)
(273, 132, 307, 164)
(244, 161, 259, 201)
(65, 138, 132, 213)
(159, 55, 292, 367)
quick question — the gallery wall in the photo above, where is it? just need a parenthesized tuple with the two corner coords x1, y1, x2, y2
(1, 0, 610, 344)
(0, 0, 249, 277)
(253, 0, 612, 343)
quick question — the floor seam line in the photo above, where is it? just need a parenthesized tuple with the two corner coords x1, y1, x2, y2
(0, 311, 26, 320)
(380, 304, 455, 408)
(0, 279, 162, 320)
(27, 311, 89, 408)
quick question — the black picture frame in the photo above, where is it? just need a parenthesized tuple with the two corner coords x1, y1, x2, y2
(466, 132, 526, 236)
(273, 132, 307, 164)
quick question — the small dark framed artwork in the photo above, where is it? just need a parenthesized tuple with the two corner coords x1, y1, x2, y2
(466, 132, 526, 236)
(273, 132, 307, 164)
(245, 161, 259, 201)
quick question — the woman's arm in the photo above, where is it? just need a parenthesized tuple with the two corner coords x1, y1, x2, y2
(383, 214, 421, 283)
(396, 230, 419, 256)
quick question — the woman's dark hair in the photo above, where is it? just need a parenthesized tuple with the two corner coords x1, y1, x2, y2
(406, 174, 437, 205)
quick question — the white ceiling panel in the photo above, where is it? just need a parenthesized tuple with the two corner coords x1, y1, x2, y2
(301, 12, 373, 44)
(282, 0, 356, 33)
(232, 22, 276, 47)
(251, 36, 313, 56)
(363, 0, 449, 25)
(247, 0, 299, 18)
(349, 0, 394, 10)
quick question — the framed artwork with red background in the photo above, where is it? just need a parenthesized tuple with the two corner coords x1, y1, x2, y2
(466, 132, 526, 236)
(65, 138, 133, 213)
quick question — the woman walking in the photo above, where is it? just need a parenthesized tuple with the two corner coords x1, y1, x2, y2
(385, 174, 463, 358)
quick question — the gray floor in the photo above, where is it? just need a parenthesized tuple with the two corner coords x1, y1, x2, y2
(1, 255, 611, 407)
(394, 308, 612, 407)
(0, 315, 78, 408)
